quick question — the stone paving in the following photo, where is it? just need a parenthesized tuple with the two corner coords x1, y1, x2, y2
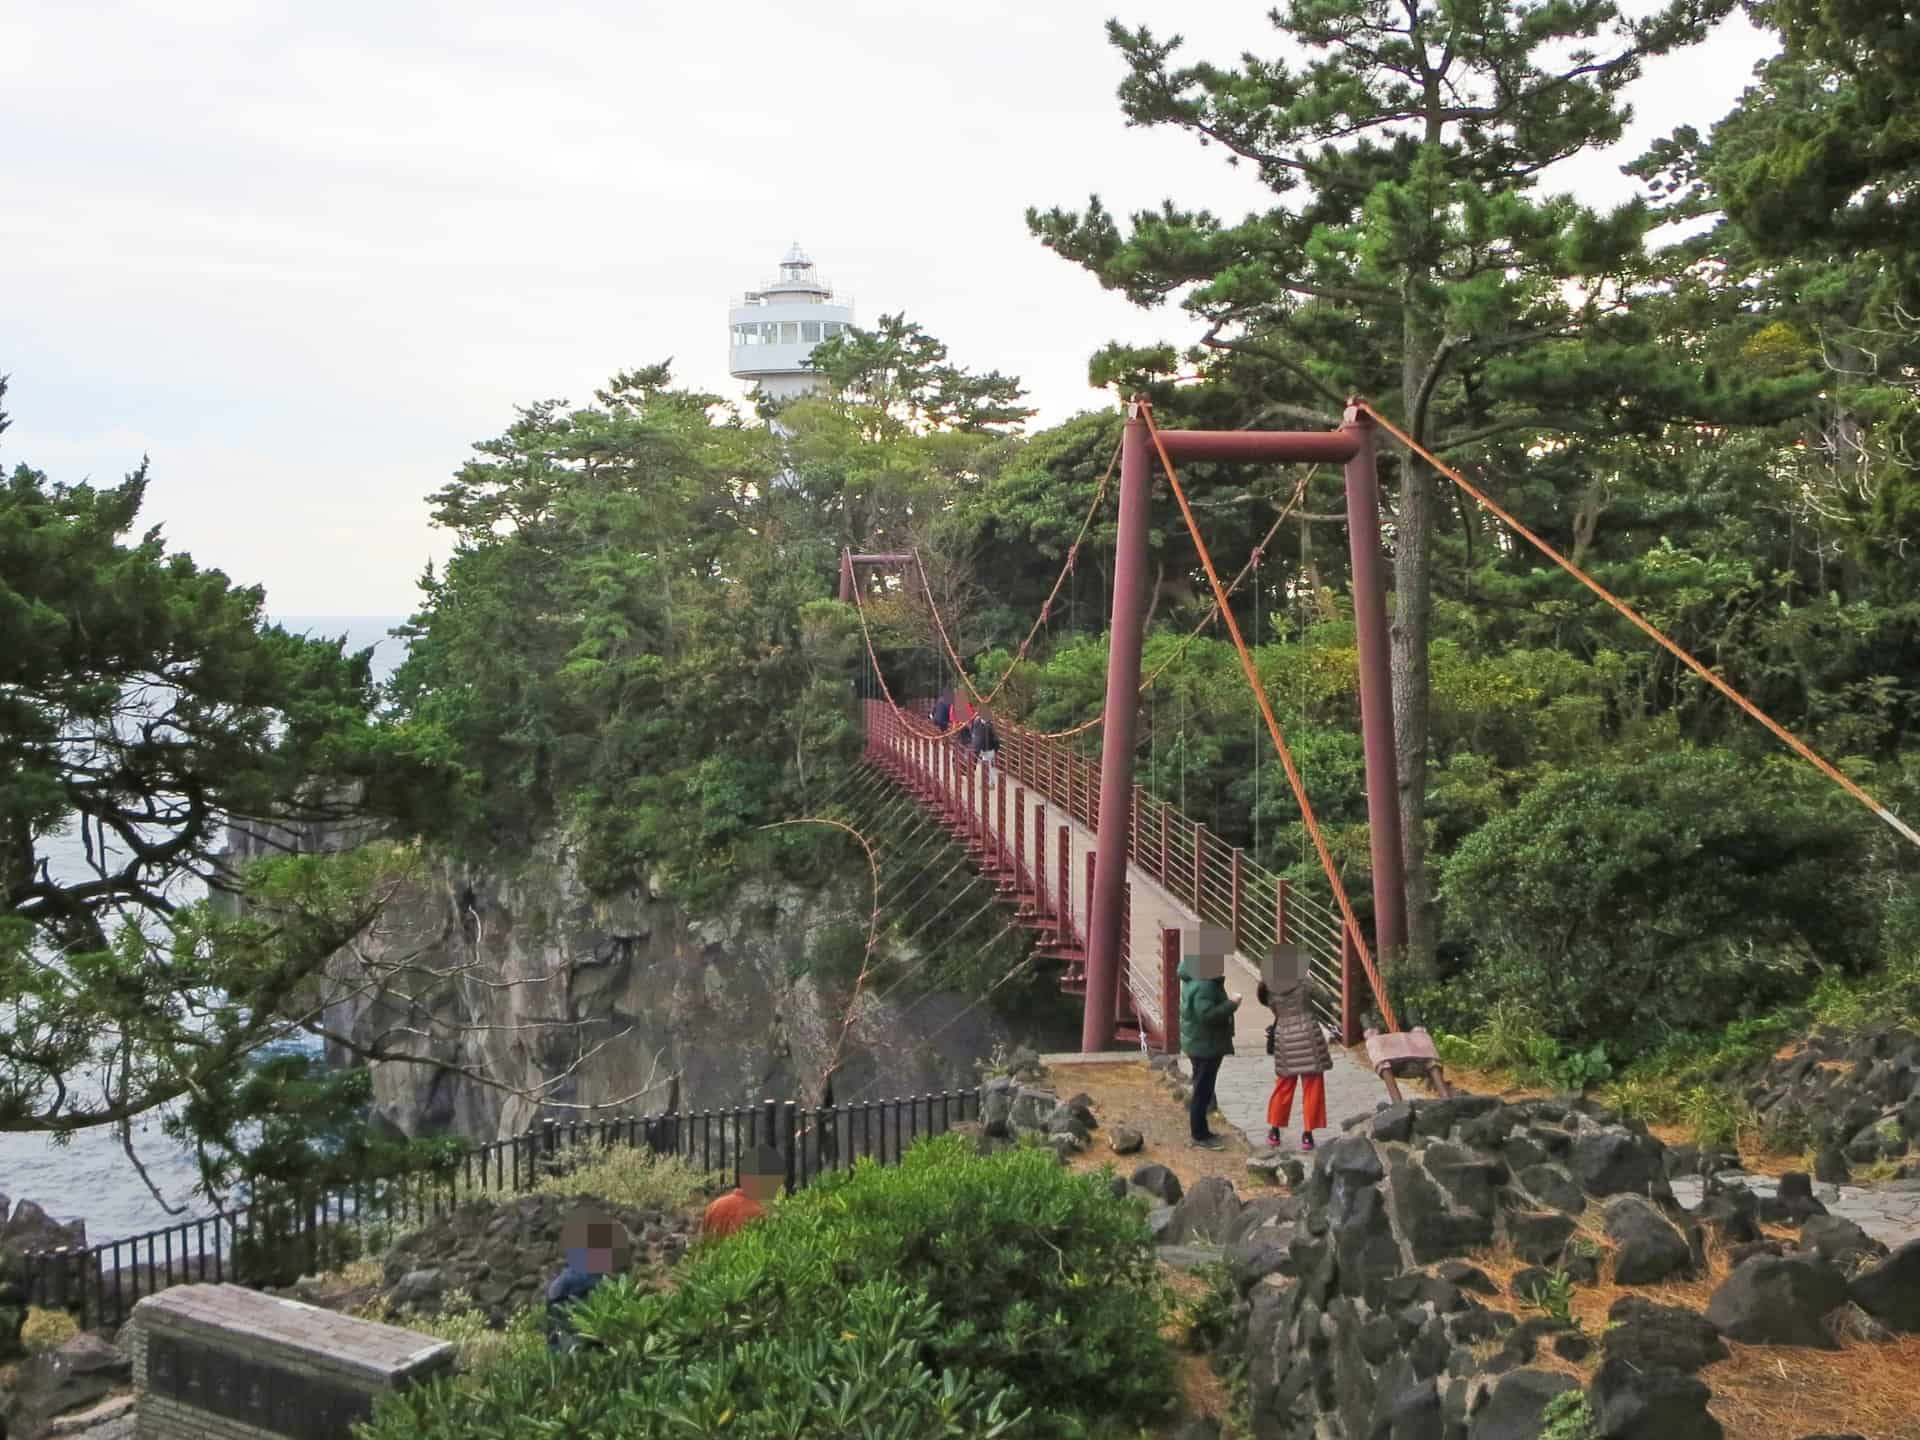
(1669, 1172, 1920, 1250)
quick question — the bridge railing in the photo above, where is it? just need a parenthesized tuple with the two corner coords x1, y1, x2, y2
(19, 1089, 978, 1333)
(865, 701, 1355, 1038)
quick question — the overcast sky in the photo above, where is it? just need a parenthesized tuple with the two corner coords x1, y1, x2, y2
(4, 1, 1776, 615)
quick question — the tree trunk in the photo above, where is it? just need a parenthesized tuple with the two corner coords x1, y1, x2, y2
(1390, 337, 1439, 975)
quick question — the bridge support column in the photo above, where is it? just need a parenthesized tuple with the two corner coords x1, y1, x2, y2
(1342, 405, 1408, 973)
(1084, 402, 1153, 1053)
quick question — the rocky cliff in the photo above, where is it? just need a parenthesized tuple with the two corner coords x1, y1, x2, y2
(280, 832, 1052, 1142)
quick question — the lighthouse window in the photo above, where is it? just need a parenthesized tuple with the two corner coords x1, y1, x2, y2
(778, 322, 798, 344)
(802, 321, 821, 342)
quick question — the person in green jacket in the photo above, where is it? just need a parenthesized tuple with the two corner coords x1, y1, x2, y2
(1178, 935, 1242, 1149)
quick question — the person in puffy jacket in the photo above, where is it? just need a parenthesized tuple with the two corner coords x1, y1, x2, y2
(1258, 946, 1332, 1151)
(1178, 944, 1241, 1148)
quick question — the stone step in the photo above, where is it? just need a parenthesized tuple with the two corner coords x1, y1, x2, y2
(45, 1393, 136, 1436)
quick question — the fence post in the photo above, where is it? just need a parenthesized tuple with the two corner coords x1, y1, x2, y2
(1230, 848, 1245, 951)
(542, 1118, 557, 1168)
(1275, 879, 1290, 946)
(781, 1100, 798, 1195)
(1192, 824, 1207, 915)
(1057, 826, 1071, 941)
(1158, 802, 1169, 886)
(1034, 804, 1048, 918)
(1014, 786, 1027, 882)
(1160, 927, 1181, 1055)
(1340, 925, 1362, 1047)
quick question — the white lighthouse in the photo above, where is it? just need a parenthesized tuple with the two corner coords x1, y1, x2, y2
(727, 243, 855, 401)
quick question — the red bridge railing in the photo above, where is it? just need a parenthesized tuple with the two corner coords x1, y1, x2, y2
(862, 701, 1359, 1042)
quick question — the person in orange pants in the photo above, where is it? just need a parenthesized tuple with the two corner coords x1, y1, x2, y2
(1260, 942, 1333, 1152)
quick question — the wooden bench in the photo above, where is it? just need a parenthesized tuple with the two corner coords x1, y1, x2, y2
(125, 1283, 454, 1440)
(1362, 1027, 1454, 1104)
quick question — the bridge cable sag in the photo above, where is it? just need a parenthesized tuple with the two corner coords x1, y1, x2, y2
(1356, 403, 1920, 854)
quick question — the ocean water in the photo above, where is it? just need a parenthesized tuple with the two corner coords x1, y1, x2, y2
(0, 617, 410, 1243)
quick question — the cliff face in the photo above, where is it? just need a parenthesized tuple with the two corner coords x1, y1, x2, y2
(307, 837, 1038, 1142)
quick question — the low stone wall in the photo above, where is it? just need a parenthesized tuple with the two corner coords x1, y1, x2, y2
(125, 1284, 453, 1440)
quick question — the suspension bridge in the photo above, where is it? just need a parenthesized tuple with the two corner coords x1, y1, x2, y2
(821, 395, 1920, 1138)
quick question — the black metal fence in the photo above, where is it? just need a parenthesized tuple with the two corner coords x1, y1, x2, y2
(19, 1089, 980, 1332)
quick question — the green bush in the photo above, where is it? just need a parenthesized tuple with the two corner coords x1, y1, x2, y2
(358, 1133, 1175, 1440)
(1437, 749, 1874, 1059)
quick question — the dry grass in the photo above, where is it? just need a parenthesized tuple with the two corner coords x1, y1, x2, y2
(1706, 1334, 1920, 1439)
(1468, 1212, 1919, 1439)
(1048, 1059, 1272, 1196)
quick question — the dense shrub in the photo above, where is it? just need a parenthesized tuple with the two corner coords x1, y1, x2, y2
(359, 1133, 1175, 1440)
(1433, 749, 1875, 1059)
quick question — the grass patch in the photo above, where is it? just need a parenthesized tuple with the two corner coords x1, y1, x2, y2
(370, 1287, 546, 1377)
(528, 1144, 712, 1213)
(18, 1306, 78, 1354)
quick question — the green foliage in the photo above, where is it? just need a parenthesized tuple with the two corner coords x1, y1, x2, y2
(385, 1289, 547, 1377)
(1519, 1268, 1576, 1328)
(527, 1143, 711, 1215)
(1539, 1389, 1598, 1440)
(1435, 750, 1876, 1059)
(362, 1134, 1175, 1439)
(0, 383, 431, 1139)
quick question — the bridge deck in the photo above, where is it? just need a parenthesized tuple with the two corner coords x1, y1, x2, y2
(865, 712, 1382, 1147)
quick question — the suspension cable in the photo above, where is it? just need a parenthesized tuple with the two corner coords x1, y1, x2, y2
(1355, 402, 1920, 852)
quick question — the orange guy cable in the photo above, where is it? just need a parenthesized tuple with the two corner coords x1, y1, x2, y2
(1142, 403, 1400, 1031)
(1358, 403, 1920, 853)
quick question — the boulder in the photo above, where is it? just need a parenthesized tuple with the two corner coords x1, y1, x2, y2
(1008, 1087, 1060, 1134)
(1507, 1211, 1577, 1266)
(1760, 1172, 1828, 1225)
(1848, 1238, 1920, 1331)
(0, 1332, 131, 1435)
(388, 1267, 448, 1311)
(1390, 1153, 1494, 1263)
(1604, 1195, 1692, 1285)
(1798, 1215, 1886, 1269)
(0, 1199, 86, 1258)
(1436, 1260, 1498, 1295)
(1590, 1356, 1723, 1440)
(1422, 1142, 1508, 1217)
(1691, 1185, 1761, 1245)
(1515, 1164, 1587, 1216)
(1108, 1125, 1144, 1155)
(1146, 1205, 1178, 1242)
(1334, 1185, 1406, 1308)
(1814, 1145, 1852, 1185)
(1706, 1254, 1848, 1349)
(1044, 1108, 1092, 1143)
(1569, 1129, 1662, 1197)
(1845, 1114, 1907, 1163)
(1166, 1176, 1243, 1244)
(1468, 1367, 1579, 1440)
(1062, 1092, 1098, 1129)
(1131, 1163, 1183, 1205)
(1370, 1102, 1415, 1145)
(1601, 1296, 1728, 1374)
(1227, 1237, 1292, 1292)
(980, 1088, 1013, 1138)
(1224, 1194, 1303, 1246)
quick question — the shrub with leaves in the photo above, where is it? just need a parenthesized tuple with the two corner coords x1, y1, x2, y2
(359, 1133, 1175, 1439)
(1437, 750, 1874, 1058)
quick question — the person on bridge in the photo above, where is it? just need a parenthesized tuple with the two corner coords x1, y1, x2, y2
(968, 711, 1000, 770)
(701, 1142, 785, 1240)
(932, 692, 952, 733)
(1177, 928, 1241, 1149)
(1259, 944, 1331, 1152)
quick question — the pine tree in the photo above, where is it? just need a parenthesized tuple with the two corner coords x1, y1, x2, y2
(1029, 0, 1733, 963)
